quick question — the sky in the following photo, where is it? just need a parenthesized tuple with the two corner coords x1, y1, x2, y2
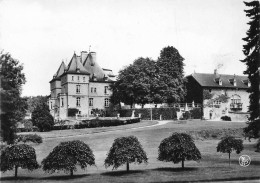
(0, 0, 250, 96)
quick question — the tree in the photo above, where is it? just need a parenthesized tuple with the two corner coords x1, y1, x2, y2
(104, 136, 148, 172)
(110, 57, 162, 107)
(217, 136, 243, 166)
(0, 144, 39, 178)
(42, 140, 95, 176)
(24, 95, 48, 113)
(31, 102, 54, 132)
(158, 133, 201, 169)
(241, 1, 260, 138)
(157, 46, 186, 104)
(0, 52, 27, 144)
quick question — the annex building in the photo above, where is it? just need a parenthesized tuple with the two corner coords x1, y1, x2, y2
(186, 70, 250, 121)
(48, 51, 115, 120)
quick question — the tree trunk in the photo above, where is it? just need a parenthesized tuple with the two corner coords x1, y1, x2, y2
(15, 165, 18, 178)
(182, 158, 184, 169)
(70, 169, 73, 176)
(126, 162, 129, 172)
(229, 153, 230, 167)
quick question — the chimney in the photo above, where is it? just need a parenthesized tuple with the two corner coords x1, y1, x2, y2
(81, 51, 88, 63)
(90, 52, 96, 66)
(214, 69, 218, 75)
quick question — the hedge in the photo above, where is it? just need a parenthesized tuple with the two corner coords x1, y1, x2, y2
(15, 134, 43, 144)
(189, 108, 202, 119)
(221, 116, 231, 121)
(113, 108, 179, 120)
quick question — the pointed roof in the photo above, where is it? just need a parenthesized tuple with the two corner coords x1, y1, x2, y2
(82, 52, 112, 81)
(65, 53, 90, 75)
(50, 61, 67, 82)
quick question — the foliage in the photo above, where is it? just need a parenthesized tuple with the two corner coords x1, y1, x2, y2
(221, 116, 231, 121)
(0, 144, 39, 177)
(189, 108, 202, 119)
(158, 133, 201, 168)
(114, 108, 178, 120)
(42, 140, 95, 176)
(182, 111, 191, 120)
(91, 108, 106, 117)
(241, 1, 260, 137)
(15, 134, 43, 144)
(31, 102, 54, 132)
(203, 90, 213, 100)
(215, 94, 229, 103)
(244, 118, 260, 138)
(157, 46, 186, 104)
(217, 136, 243, 166)
(0, 52, 27, 144)
(256, 138, 260, 152)
(68, 108, 79, 117)
(23, 96, 48, 113)
(104, 136, 148, 171)
(110, 57, 161, 107)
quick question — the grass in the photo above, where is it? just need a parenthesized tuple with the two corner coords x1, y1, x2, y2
(1, 120, 260, 183)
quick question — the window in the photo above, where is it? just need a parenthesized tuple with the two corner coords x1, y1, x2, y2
(94, 88, 96, 93)
(231, 95, 241, 104)
(91, 87, 97, 93)
(89, 98, 93, 106)
(213, 100, 221, 105)
(104, 86, 108, 94)
(78, 76, 80, 81)
(72, 76, 74, 81)
(76, 85, 80, 93)
(76, 97, 80, 107)
(105, 98, 109, 107)
(83, 77, 85, 82)
(50, 102, 53, 109)
(61, 98, 64, 107)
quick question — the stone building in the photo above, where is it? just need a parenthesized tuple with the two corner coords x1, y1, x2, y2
(48, 51, 115, 120)
(186, 70, 250, 121)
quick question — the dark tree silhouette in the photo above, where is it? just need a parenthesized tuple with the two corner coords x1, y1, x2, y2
(158, 133, 201, 169)
(42, 140, 95, 176)
(217, 136, 243, 166)
(0, 144, 39, 178)
(0, 52, 27, 144)
(104, 136, 148, 172)
(241, 1, 260, 138)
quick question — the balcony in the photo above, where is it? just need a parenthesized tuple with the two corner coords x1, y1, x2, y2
(230, 103, 243, 110)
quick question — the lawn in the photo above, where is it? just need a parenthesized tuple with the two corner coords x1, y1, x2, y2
(1, 120, 260, 183)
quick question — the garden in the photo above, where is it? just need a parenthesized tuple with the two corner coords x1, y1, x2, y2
(1, 120, 259, 183)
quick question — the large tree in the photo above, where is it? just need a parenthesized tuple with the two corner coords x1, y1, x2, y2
(110, 57, 162, 108)
(24, 95, 48, 113)
(241, 1, 260, 137)
(157, 46, 186, 104)
(0, 52, 27, 144)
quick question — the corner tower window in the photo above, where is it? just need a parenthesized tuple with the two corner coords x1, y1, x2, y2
(76, 85, 81, 93)
(76, 97, 80, 107)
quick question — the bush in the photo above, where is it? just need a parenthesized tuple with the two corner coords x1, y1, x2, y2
(32, 103, 54, 132)
(91, 108, 105, 117)
(68, 108, 79, 117)
(182, 111, 191, 120)
(158, 133, 201, 169)
(15, 134, 43, 144)
(114, 108, 178, 120)
(0, 144, 39, 178)
(105, 136, 148, 171)
(190, 108, 202, 119)
(217, 136, 243, 166)
(42, 140, 95, 176)
(221, 116, 231, 121)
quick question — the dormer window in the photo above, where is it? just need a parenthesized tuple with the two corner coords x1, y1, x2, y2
(242, 79, 251, 87)
(76, 68, 80, 73)
(229, 78, 236, 86)
(215, 77, 222, 86)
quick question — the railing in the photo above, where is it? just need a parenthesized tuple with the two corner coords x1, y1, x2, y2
(172, 103, 202, 108)
(75, 114, 89, 120)
(230, 103, 243, 110)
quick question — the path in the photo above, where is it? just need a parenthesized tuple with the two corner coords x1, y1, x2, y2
(44, 120, 174, 140)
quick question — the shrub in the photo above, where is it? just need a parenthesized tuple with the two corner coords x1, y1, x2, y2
(68, 108, 79, 117)
(189, 108, 202, 119)
(221, 116, 231, 121)
(217, 136, 243, 166)
(42, 140, 95, 176)
(91, 108, 106, 117)
(182, 111, 191, 120)
(158, 133, 201, 169)
(15, 134, 43, 144)
(32, 103, 54, 132)
(105, 136, 148, 171)
(0, 144, 39, 178)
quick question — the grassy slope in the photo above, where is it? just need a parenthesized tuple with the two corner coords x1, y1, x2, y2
(1, 120, 260, 183)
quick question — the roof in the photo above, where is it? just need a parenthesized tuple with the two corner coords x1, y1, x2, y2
(50, 62, 67, 82)
(65, 53, 90, 75)
(188, 73, 249, 89)
(82, 52, 113, 82)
